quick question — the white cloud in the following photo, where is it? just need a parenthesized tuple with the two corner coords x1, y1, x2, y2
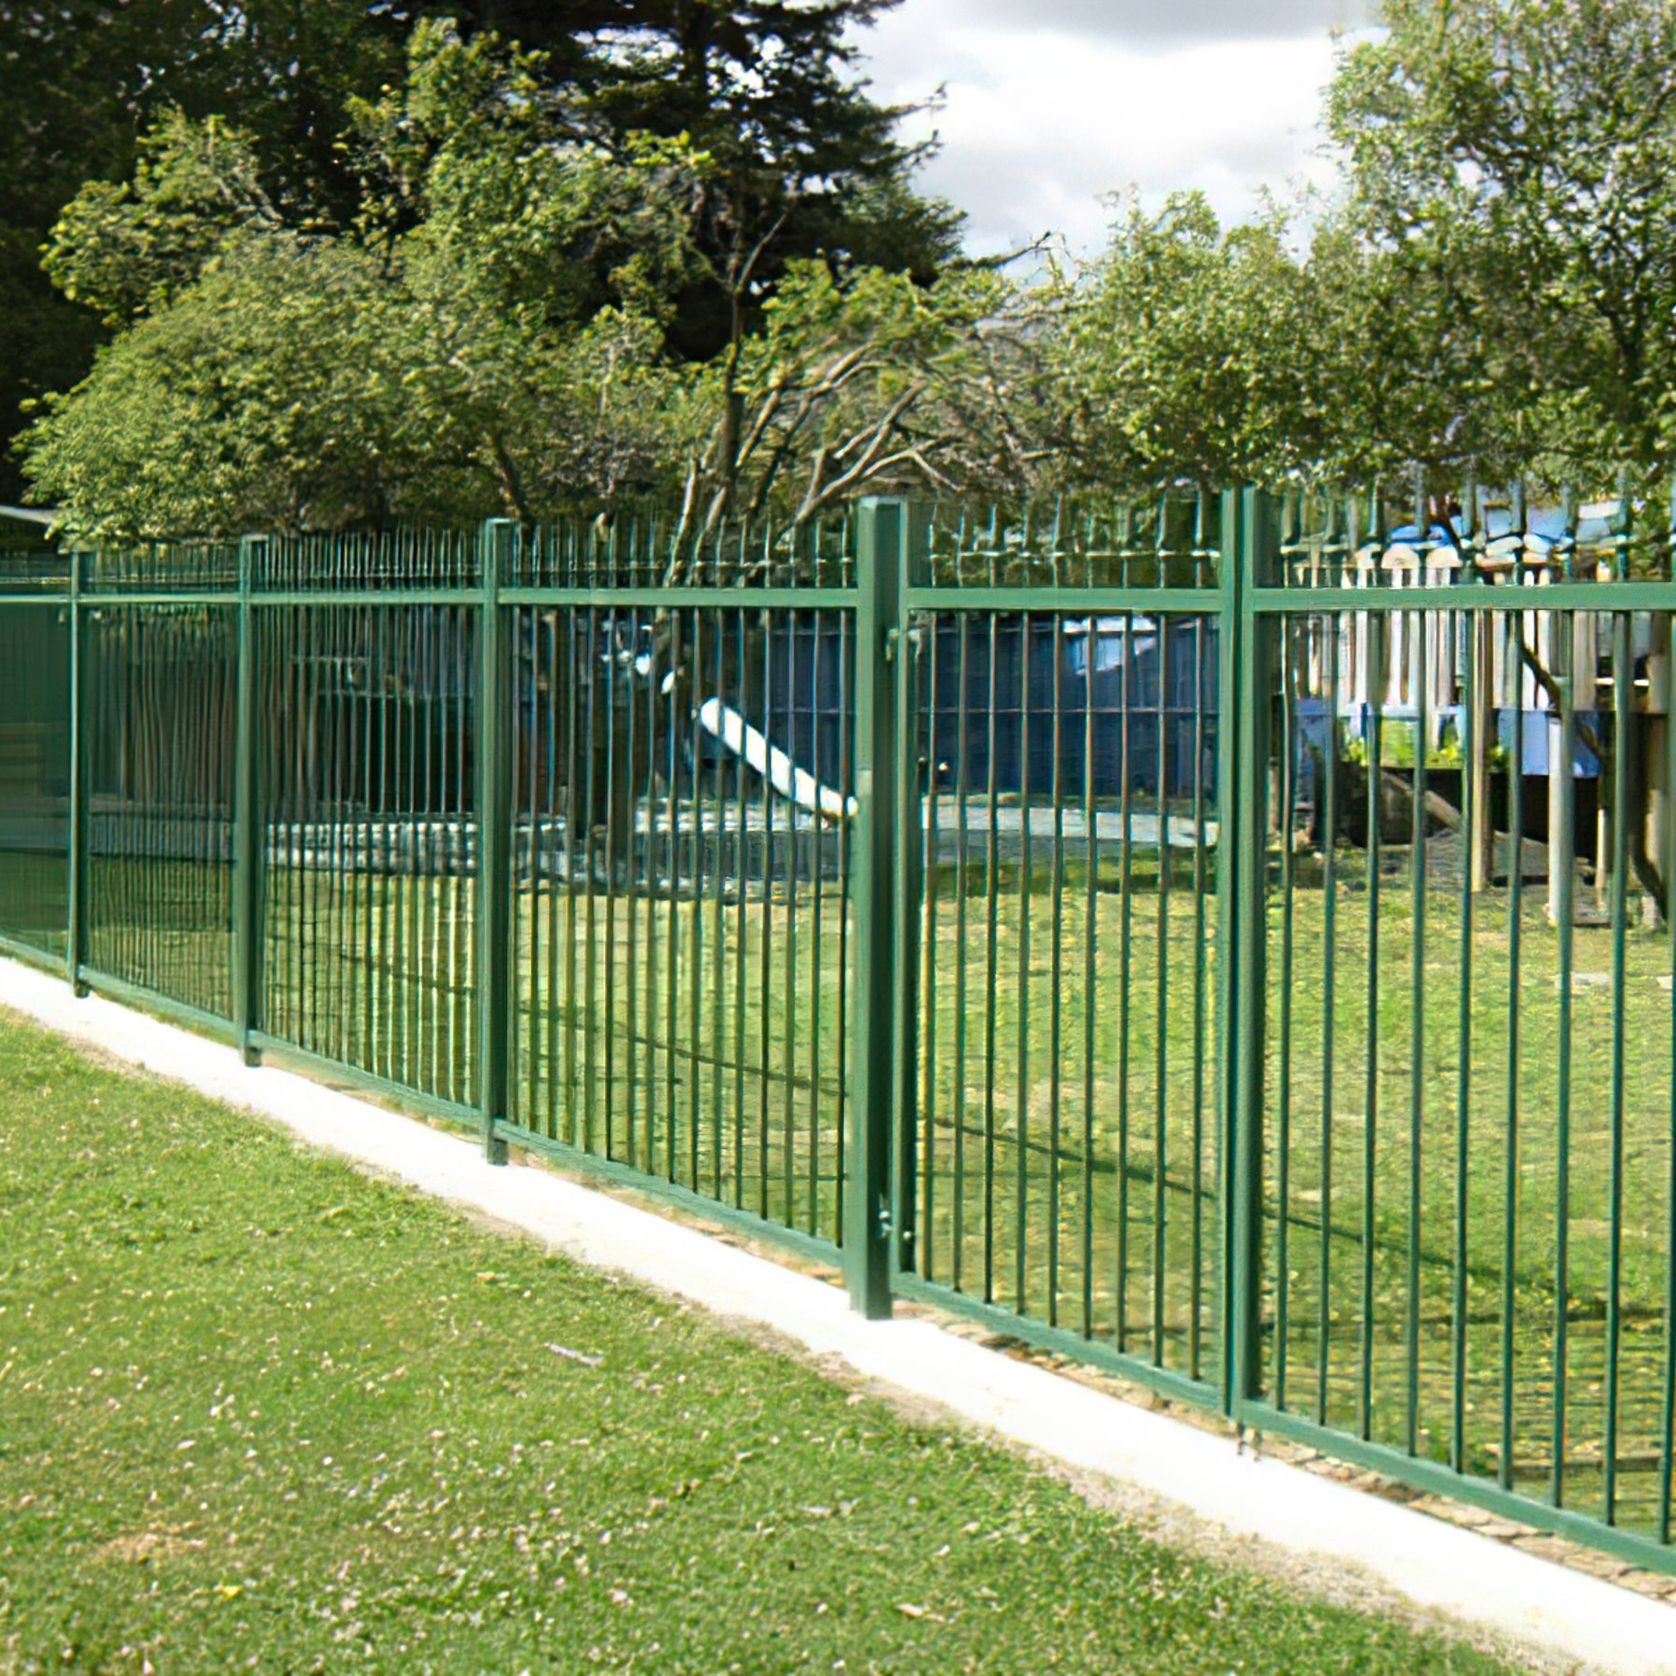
(854, 0, 1380, 256)
(903, 0, 1375, 48)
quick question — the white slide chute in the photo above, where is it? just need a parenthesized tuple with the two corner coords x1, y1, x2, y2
(696, 697, 856, 822)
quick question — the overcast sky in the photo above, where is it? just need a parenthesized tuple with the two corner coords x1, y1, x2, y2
(852, 0, 1379, 256)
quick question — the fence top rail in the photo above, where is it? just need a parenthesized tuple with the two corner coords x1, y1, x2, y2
(11, 482, 1676, 600)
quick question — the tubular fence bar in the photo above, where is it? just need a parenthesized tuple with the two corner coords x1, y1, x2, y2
(66, 547, 88, 996)
(477, 518, 515, 1165)
(847, 494, 907, 1317)
(890, 502, 933, 1287)
(5, 484, 1676, 1576)
(232, 534, 262, 1063)
(1225, 486, 1271, 1420)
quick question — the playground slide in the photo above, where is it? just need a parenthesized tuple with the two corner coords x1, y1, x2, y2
(695, 697, 856, 822)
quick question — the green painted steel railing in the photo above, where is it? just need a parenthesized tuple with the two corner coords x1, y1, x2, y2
(1, 488, 1673, 1574)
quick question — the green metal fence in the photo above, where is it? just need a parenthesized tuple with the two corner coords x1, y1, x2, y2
(1, 490, 1673, 1574)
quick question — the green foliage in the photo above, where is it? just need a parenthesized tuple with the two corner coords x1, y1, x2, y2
(1053, 194, 1319, 492)
(3, 1, 958, 518)
(0, 1, 412, 502)
(23, 0, 1676, 530)
(1327, 0, 1676, 486)
(1043, 0, 1676, 497)
(20, 27, 715, 535)
(23, 236, 425, 535)
(43, 113, 279, 328)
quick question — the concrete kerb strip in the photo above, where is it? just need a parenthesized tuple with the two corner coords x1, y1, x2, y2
(1, 953, 1670, 1676)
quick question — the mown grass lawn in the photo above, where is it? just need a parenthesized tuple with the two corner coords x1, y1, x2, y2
(0, 1012, 1522, 1674)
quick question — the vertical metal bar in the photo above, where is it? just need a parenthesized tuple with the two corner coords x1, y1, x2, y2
(756, 607, 773, 1216)
(781, 610, 798, 1216)
(1453, 606, 1474, 1477)
(1406, 605, 1429, 1458)
(1081, 599, 1098, 1341)
(232, 535, 263, 1062)
(1501, 607, 1526, 1492)
(710, 610, 728, 1198)
(834, 604, 853, 1247)
(732, 605, 749, 1207)
(1318, 608, 1341, 1427)
(374, 603, 392, 1083)
(845, 495, 906, 1317)
(667, 614, 684, 1181)
(642, 606, 661, 1178)
(983, 604, 1001, 1305)
(1360, 606, 1386, 1442)
(1153, 610, 1172, 1366)
(1276, 616, 1296, 1408)
(1117, 604, 1134, 1349)
(625, 606, 642, 1172)
(955, 616, 971, 1291)
(476, 518, 513, 1164)
(1189, 605, 1211, 1382)
(1015, 610, 1033, 1314)
(1604, 609, 1630, 1523)
(1230, 488, 1272, 1416)
(1552, 621, 1577, 1509)
(892, 506, 930, 1278)
(564, 611, 582, 1145)
(522, 606, 541, 1128)
(66, 549, 88, 997)
(582, 605, 601, 1156)
(1048, 608, 1065, 1327)
(921, 615, 942, 1276)
(1215, 496, 1241, 1414)
(544, 613, 562, 1135)
(806, 604, 825, 1232)
(1661, 612, 1676, 1547)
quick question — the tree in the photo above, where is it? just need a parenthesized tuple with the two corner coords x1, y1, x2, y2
(1322, 0, 1676, 910)
(0, 2, 419, 503)
(20, 22, 977, 539)
(3, 2, 957, 506)
(1326, 0, 1676, 486)
(426, 1, 962, 350)
(1051, 194, 1318, 494)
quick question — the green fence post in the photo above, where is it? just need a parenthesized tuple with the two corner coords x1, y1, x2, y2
(66, 547, 88, 997)
(890, 502, 932, 1280)
(1218, 487, 1273, 1419)
(232, 535, 264, 1062)
(1235, 490, 1277, 1418)
(477, 518, 514, 1164)
(1215, 491, 1242, 1414)
(847, 495, 907, 1317)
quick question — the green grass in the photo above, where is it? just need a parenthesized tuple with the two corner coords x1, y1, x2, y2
(0, 1014, 1518, 1673)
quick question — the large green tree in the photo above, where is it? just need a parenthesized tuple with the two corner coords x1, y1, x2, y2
(1326, 0, 1676, 486)
(20, 22, 991, 538)
(3, 1, 957, 509)
(0, 2, 422, 503)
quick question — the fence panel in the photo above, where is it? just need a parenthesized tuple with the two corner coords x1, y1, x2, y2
(0, 601, 70, 960)
(1243, 500, 1676, 1566)
(891, 498, 1231, 1404)
(255, 598, 480, 1110)
(83, 603, 237, 1021)
(496, 516, 859, 1256)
